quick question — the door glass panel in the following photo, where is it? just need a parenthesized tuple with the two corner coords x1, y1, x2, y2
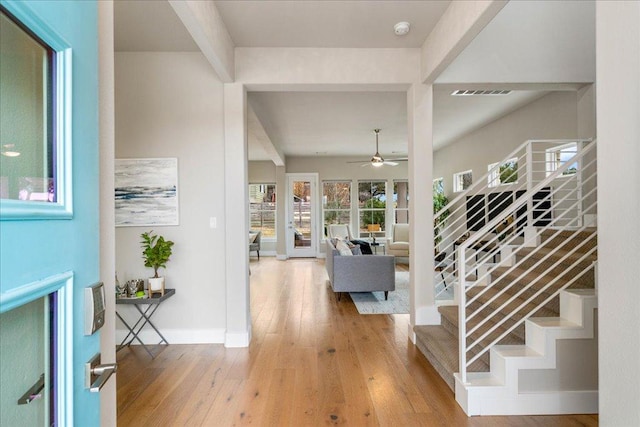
(0, 9, 55, 202)
(291, 180, 311, 248)
(0, 296, 51, 426)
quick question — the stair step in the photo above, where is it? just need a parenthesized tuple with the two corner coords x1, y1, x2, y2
(440, 305, 526, 345)
(539, 228, 597, 253)
(414, 325, 489, 391)
(514, 246, 597, 270)
(466, 285, 560, 322)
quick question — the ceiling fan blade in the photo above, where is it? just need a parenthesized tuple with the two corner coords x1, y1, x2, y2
(386, 157, 408, 162)
(383, 161, 399, 166)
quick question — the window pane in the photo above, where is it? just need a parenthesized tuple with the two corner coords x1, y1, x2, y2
(0, 11, 55, 201)
(249, 183, 276, 236)
(358, 180, 386, 236)
(323, 181, 350, 209)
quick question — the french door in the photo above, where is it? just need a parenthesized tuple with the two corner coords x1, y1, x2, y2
(286, 173, 318, 258)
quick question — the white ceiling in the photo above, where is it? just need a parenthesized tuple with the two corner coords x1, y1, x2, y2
(113, 0, 596, 162)
(249, 92, 408, 159)
(214, 0, 451, 48)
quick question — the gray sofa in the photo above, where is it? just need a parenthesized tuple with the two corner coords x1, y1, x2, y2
(325, 239, 395, 300)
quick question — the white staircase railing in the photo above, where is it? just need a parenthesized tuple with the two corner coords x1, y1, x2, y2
(455, 140, 597, 384)
(434, 139, 594, 301)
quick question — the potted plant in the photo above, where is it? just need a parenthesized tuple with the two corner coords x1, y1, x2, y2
(141, 231, 174, 296)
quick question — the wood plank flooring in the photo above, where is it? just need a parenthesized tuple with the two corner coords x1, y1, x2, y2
(116, 257, 598, 426)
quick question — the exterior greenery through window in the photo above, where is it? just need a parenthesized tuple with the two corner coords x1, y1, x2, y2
(393, 180, 409, 224)
(358, 181, 386, 237)
(249, 184, 276, 237)
(433, 178, 449, 251)
(322, 181, 351, 237)
(453, 170, 472, 193)
(546, 142, 578, 177)
(488, 158, 518, 187)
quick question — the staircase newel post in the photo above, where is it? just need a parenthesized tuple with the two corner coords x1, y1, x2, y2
(458, 244, 467, 384)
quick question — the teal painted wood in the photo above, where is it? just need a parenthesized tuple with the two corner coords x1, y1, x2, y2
(0, 1, 100, 426)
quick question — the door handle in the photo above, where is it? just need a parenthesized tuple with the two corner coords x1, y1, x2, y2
(85, 354, 118, 393)
(18, 373, 45, 405)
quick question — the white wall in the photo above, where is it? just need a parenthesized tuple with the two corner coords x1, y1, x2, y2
(433, 91, 580, 197)
(114, 52, 227, 343)
(248, 160, 276, 183)
(596, 2, 640, 425)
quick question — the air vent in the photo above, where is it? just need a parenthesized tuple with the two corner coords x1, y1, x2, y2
(451, 89, 512, 96)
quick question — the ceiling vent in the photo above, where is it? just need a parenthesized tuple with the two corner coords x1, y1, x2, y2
(451, 89, 512, 96)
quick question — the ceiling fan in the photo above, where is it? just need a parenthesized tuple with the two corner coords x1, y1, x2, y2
(348, 129, 408, 167)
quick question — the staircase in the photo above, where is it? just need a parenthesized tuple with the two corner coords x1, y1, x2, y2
(418, 140, 599, 415)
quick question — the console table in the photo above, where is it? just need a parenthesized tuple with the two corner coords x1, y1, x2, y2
(116, 288, 175, 358)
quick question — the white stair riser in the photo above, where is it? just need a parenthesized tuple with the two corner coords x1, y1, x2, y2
(456, 289, 597, 416)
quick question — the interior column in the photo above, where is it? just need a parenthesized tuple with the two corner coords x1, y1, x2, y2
(224, 83, 251, 347)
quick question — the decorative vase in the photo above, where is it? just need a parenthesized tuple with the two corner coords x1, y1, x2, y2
(148, 277, 165, 297)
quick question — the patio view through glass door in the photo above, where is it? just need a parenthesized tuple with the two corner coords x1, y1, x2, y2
(287, 174, 317, 257)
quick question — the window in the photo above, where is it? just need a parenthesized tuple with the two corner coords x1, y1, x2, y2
(546, 143, 578, 177)
(358, 180, 386, 237)
(322, 181, 351, 237)
(453, 170, 472, 193)
(433, 177, 444, 195)
(488, 158, 518, 187)
(393, 180, 409, 224)
(249, 184, 276, 238)
(0, 9, 55, 202)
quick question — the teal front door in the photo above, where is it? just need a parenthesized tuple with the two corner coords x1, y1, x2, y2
(0, 1, 101, 425)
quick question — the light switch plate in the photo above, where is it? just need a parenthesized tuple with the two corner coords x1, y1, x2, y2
(209, 217, 217, 228)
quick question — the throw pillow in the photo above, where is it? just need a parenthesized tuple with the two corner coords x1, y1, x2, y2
(249, 233, 258, 244)
(335, 238, 353, 256)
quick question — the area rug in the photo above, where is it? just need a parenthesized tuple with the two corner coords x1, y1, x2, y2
(350, 271, 409, 314)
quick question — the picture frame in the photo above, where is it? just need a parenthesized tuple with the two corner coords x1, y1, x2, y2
(115, 158, 179, 226)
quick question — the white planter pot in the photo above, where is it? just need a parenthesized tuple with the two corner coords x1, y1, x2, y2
(148, 277, 165, 296)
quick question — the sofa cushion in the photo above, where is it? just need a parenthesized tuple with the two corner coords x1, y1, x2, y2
(388, 241, 409, 251)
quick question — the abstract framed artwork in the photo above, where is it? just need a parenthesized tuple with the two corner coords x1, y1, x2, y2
(115, 158, 179, 226)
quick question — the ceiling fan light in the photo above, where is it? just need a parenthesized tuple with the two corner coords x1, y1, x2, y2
(372, 161, 384, 168)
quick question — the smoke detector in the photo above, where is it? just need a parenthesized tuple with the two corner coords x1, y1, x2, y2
(394, 21, 410, 36)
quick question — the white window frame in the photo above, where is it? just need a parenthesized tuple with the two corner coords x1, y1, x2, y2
(249, 183, 277, 240)
(453, 170, 473, 193)
(545, 142, 579, 177)
(488, 157, 518, 188)
(322, 180, 352, 238)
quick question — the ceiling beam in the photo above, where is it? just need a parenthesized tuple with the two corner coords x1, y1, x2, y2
(248, 105, 285, 166)
(420, 0, 507, 84)
(169, 0, 235, 82)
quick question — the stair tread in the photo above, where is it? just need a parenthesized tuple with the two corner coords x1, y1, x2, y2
(414, 325, 489, 376)
(516, 246, 597, 263)
(467, 286, 560, 318)
(528, 317, 580, 328)
(439, 304, 526, 344)
(492, 344, 542, 358)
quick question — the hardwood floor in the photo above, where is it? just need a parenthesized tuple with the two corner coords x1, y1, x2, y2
(116, 257, 598, 426)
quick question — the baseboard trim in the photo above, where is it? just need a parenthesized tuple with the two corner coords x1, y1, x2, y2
(225, 329, 251, 348)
